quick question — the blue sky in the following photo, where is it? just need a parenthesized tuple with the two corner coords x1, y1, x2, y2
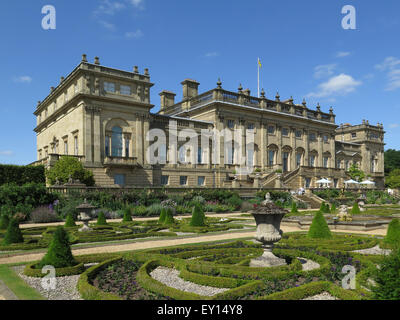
(0, 0, 399, 165)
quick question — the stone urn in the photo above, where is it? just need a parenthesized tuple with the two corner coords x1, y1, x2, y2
(76, 199, 97, 232)
(337, 205, 352, 222)
(250, 193, 288, 267)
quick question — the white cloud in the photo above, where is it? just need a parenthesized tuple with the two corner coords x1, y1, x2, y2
(389, 123, 400, 129)
(129, 0, 144, 8)
(375, 57, 400, 91)
(0, 151, 13, 156)
(336, 51, 351, 58)
(307, 74, 362, 98)
(205, 52, 219, 58)
(95, 0, 144, 16)
(99, 20, 116, 31)
(313, 64, 337, 79)
(125, 30, 144, 39)
(13, 76, 32, 83)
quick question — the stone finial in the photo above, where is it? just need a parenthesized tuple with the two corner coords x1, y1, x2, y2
(133, 66, 139, 73)
(60, 76, 65, 83)
(260, 88, 266, 98)
(94, 57, 100, 65)
(238, 83, 243, 92)
(244, 88, 250, 96)
(37, 101, 41, 106)
(81, 54, 87, 62)
(216, 78, 222, 89)
(329, 106, 334, 114)
(316, 103, 321, 112)
(50, 86, 55, 92)
(144, 68, 149, 76)
(288, 96, 294, 104)
(366, 120, 369, 125)
(362, 119, 366, 124)
(275, 92, 280, 101)
(302, 98, 307, 107)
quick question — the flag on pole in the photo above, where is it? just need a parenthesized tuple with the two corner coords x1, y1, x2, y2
(257, 58, 262, 97)
(258, 58, 262, 69)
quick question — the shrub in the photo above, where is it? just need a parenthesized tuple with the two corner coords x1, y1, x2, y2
(65, 213, 76, 228)
(190, 204, 206, 227)
(372, 247, 400, 300)
(319, 202, 330, 213)
(225, 195, 243, 209)
(133, 205, 147, 217)
(290, 202, 298, 213)
(2, 219, 24, 245)
(97, 212, 107, 226)
(0, 164, 45, 185)
(308, 211, 332, 239)
(30, 206, 60, 223)
(164, 208, 175, 225)
(122, 208, 132, 222)
(46, 156, 95, 186)
(0, 214, 9, 230)
(384, 219, 400, 246)
(159, 208, 167, 224)
(38, 226, 77, 268)
(331, 203, 337, 213)
(146, 203, 163, 217)
(351, 202, 361, 214)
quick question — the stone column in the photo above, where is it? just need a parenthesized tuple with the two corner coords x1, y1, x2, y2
(93, 107, 101, 164)
(135, 114, 144, 165)
(277, 125, 282, 167)
(290, 127, 296, 171)
(330, 134, 336, 169)
(260, 121, 266, 169)
(317, 132, 323, 167)
(143, 115, 150, 166)
(84, 106, 93, 163)
(304, 129, 309, 166)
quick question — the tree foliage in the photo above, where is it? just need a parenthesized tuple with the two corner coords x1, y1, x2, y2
(308, 211, 332, 239)
(46, 156, 95, 186)
(348, 163, 365, 182)
(2, 219, 24, 245)
(190, 203, 206, 227)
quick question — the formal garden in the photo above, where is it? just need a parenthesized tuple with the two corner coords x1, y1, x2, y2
(0, 162, 400, 300)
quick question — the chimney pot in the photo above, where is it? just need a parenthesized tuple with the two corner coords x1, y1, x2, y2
(94, 57, 100, 65)
(81, 54, 87, 62)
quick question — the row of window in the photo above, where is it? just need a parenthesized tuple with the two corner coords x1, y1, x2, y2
(104, 81, 132, 96)
(39, 136, 79, 159)
(161, 175, 206, 186)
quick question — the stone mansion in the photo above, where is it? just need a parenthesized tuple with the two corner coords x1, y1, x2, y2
(33, 55, 385, 189)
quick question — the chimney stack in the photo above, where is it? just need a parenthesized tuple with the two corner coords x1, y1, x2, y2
(94, 57, 100, 65)
(81, 54, 87, 62)
(181, 79, 200, 100)
(159, 90, 176, 113)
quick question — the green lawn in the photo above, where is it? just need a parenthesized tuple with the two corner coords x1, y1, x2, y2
(0, 264, 44, 300)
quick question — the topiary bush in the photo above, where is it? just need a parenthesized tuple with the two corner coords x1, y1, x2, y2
(65, 213, 76, 228)
(290, 202, 298, 214)
(384, 219, 400, 246)
(38, 226, 77, 268)
(190, 203, 206, 227)
(159, 208, 167, 224)
(163, 208, 175, 225)
(371, 247, 400, 300)
(97, 212, 107, 226)
(308, 211, 332, 239)
(331, 203, 337, 213)
(2, 219, 24, 245)
(122, 208, 133, 222)
(0, 214, 9, 230)
(319, 202, 330, 213)
(351, 202, 361, 214)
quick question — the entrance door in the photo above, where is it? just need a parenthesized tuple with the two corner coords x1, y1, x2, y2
(283, 152, 289, 172)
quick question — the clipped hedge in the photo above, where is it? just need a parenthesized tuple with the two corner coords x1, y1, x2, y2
(0, 164, 45, 185)
(24, 262, 85, 278)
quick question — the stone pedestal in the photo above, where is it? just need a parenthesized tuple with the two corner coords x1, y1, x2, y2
(250, 244, 287, 267)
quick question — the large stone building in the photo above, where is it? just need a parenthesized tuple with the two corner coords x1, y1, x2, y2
(33, 55, 385, 189)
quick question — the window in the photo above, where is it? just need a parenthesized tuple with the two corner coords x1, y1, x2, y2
(104, 82, 115, 93)
(161, 175, 169, 186)
(323, 135, 329, 143)
(114, 174, 125, 186)
(111, 127, 123, 157)
(125, 138, 130, 157)
(282, 128, 289, 136)
(345, 160, 350, 171)
(64, 141, 68, 155)
(351, 133, 357, 138)
(179, 147, 186, 163)
(336, 159, 342, 169)
(268, 150, 275, 166)
(248, 123, 255, 130)
(197, 147, 203, 164)
(296, 153, 302, 167)
(309, 133, 316, 141)
(247, 148, 254, 167)
(334, 179, 338, 188)
(267, 126, 275, 134)
(295, 130, 302, 138)
(198, 176, 205, 186)
(180, 176, 188, 186)
(305, 178, 311, 188)
(74, 136, 78, 156)
(105, 136, 110, 157)
(323, 157, 329, 168)
(309, 155, 316, 167)
(227, 120, 235, 129)
(120, 85, 131, 95)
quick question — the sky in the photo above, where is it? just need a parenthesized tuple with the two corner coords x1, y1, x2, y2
(0, 0, 399, 165)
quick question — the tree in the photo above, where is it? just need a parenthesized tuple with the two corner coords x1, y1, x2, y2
(2, 219, 24, 245)
(348, 163, 365, 182)
(386, 169, 400, 189)
(308, 211, 332, 239)
(331, 203, 337, 213)
(39, 227, 76, 268)
(96, 211, 107, 226)
(163, 208, 175, 225)
(0, 214, 10, 230)
(46, 156, 95, 186)
(190, 204, 206, 227)
(291, 202, 298, 213)
(159, 208, 167, 224)
(384, 149, 400, 176)
(351, 202, 361, 214)
(384, 219, 400, 246)
(64, 213, 76, 228)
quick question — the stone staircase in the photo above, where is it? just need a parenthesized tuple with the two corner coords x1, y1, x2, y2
(295, 194, 323, 209)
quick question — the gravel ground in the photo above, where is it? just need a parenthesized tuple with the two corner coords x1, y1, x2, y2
(150, 267, 228, 297)
(12, 266, 83, 300)
(352, 245, 392, 255)
(303, 292, 339, 300)
(298, 257, 320, 271)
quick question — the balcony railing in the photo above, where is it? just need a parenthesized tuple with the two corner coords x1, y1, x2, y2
(103, 156, 138, 167)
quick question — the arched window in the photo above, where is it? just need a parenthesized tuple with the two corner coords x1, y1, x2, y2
(111, 126, 123, 157)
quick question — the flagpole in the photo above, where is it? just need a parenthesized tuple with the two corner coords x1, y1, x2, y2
(257, 58, 260, 98)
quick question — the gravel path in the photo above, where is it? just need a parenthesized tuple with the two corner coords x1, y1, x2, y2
(298, 258, 320, 271)
(12, 266, 82, 300)
(352, 245, 392, 255)
(150, 267, 228, 297)
(303, 292, 339, 300)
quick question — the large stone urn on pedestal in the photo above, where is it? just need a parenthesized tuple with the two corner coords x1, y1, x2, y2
(250, 193, 288, 267)
(76, 199, 97, 232)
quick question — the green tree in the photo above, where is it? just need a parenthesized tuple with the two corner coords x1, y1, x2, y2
(308, 211, 332, 239)
(372, 247, 400, 300)
(291, 202, 298, 213)
(384, 219, 400, 246)
(351, 202, 361, 214)
(384, 149, 400, 176)
(122, 207, 133, 222)
(331, 203, 337, 213)
(46, 156, 95, 186)
(64, 213, 76, 228)
(348, 163, 365, 182)
(39, 227, 76, 268)
(159, 208, 167, 224)
(96, 211, 107, 226)
(190, 204, 206, 227)
(386, 169, 400, 188)
(2, 219, 24, 245)
(0, 214, 10, 230)
(163, 208, 175, 225)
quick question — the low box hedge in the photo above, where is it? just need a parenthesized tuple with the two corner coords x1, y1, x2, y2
(24, 262, 85, 278)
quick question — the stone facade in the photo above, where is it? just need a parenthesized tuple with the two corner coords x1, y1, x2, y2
(33, 56, 385, 189)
